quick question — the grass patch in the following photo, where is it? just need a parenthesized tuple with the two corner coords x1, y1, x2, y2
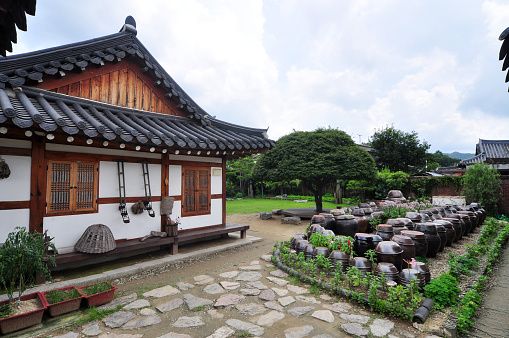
(237, 331, 255, 337)
(192, 305, 207, 312)
(45, 288, 81, 304)
(68, 305, 123, 330)
(308, 284, 321, 296)
(81, 282, 113, 296)
(226, 198, 344, 215)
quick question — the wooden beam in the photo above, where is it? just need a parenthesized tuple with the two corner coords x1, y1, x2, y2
(222, 157, 226, 226)
(0, 201, 30, 210)
(161, 153, 170, 232)
(0, 147, 31, 156)
(29, 136, 46, 233)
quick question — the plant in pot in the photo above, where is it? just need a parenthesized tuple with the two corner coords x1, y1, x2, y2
(79, 281, 117, 307)
(0, 227, 56, 334)
(43, 286, 83, 317)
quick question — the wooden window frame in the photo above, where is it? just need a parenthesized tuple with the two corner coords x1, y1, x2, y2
(46, 159, 99, 216)
(181, 166, 211, 217)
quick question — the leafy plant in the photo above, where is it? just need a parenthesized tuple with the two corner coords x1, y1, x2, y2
(81, 282, 113, 296)
(0, 227, 56, 303)
(462, 163, 502, 215)
(424, 274, 460, 309)
(45, 288, 81, 304)
(0, 304, 12, 319)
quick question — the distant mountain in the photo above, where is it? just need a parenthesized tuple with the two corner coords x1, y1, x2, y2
(445, 152, 475, 161)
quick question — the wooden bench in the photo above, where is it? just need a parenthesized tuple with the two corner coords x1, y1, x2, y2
(52, 223, 249, 271)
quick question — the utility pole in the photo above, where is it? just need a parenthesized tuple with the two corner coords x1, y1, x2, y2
(358, 134, 362, 144)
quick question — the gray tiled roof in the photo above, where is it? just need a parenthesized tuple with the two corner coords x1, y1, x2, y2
(477, 139, 509, 162)
(0, 17, 274, 154)
(458, 153, 487, 166)
(0, 86, 273, 152)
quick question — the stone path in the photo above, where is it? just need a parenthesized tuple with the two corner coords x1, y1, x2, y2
(46, 254, 433, 338)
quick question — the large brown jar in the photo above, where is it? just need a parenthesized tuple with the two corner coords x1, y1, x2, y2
(399, 268, 425, 288)
(445, 214, 468, 237)
(361, 208, 374, 221)
(313, 246, 330, 258)
(443, 217, 463, 241)
(391, 234, 416, 260)
(400, 230, 428, 257)
(434, 224, 448, 252)
(350, 257, 372, 275)
(291, 234, 307, 249)
(310, 215, 326, 227)
(352, 208, 369, 233)
(433, 220, 456, 246)
(296, 239, 309, 254)
(307, 224, 322, 239)
(412, 261, 431, 285)
(375, 262, 399, 283)
(354, 233, 376, 257)
(458, 210, 478, 232)
(331, 215, 359, 237)
(304, 243, 315, 260)
(414, 223, 441, 258)
(386, 218, 408, 235)
(404, 212, 422, 224)
(329, 250, 350, 272)
(320, 213, 336, 230)
(376, 224, 395, 241)
(398, 218, 415, 230)
(375, 241, 403, 271)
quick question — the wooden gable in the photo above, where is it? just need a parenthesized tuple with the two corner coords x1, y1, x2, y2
(35, 60, 185, 117)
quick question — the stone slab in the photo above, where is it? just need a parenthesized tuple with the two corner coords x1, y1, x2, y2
(288, 306, 315, 318)
(172, 316, 205, 328)
(252, 310, 285, 327)
(236, 302, 268, 316)
(284, 325, 314, 338)
(226, 319, 264, 336)
(122, 315, 162, 330)
(311, 310, 334, 323)
(143, 285, 180, 298)
(157, 298, 184, 313)
(341, 323, 369, 336)
(214, 294, 245, 307)
(103, 311, 136, 328)
(123, 299, 150, 310)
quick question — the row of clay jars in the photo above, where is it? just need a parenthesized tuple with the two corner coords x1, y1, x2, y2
(354, 233, 383, 257)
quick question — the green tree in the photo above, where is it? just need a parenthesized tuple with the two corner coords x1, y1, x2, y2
(253, 128, 376, 212)
(462, 163, 502, 215)
(226, 156, 256, 198)
(429, 151, 460, 167)
(373, 168, 409, 199)
(369, 126, 430, 174)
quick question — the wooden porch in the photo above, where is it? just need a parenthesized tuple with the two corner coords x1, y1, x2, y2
(52, 223, 249, 271)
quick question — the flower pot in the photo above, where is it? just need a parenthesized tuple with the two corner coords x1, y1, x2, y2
(79, 281, 117, 307)
(42, 285, 83, 317)
(0, 292, 48, 335)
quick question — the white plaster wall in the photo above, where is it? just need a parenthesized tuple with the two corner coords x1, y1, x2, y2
(46, 143, 161, 159)
(0, 138, 31, 149)
(99, 161, 161, 198)
(0, 155, 31, 201)
(44, 201, 162, 252)
(211, 167, 222, 195)
(168, 165, 182, 196)
(172, 199, 222, 230)
(0, 209, 30, 243)
(168, 154, 222, 163)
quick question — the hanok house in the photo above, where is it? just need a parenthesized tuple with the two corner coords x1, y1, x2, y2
(0, 17, 274, 269)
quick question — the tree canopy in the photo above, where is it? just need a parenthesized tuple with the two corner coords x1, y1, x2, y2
(253, 128, 376, 212)
(429, 151, 460, 167)
(369, 126, 430, 174)
(462, 163, 502, 215)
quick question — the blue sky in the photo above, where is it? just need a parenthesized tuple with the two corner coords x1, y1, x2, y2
(10, 0, 509, 153)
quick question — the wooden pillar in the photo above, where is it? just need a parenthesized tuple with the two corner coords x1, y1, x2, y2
(161, 153, 170, 232)
(222, 156, 227, 226)
(29, 136, 46, 233)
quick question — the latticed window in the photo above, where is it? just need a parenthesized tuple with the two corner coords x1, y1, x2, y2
(182, 166, 210, 216)
(46, 160, 98, 214)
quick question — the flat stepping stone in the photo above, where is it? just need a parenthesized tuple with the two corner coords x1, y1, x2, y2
(288, 306, 315, 318)
(265, 301, 284, 312)
(236, 272, 262, 282)
(98, 334, 142, 338)
(278, 296, 296, 307)
(266, 276, 289, 286)
(98, 293, 137, 310)
(259, 289, 276, 301)
(296, 295, 321, 304)
(341, 323, 369, 336)
(183, 294, 213, 310)
(207, 309, 225, 319)
(220, 281, 241, 290)
(260, 211, 272, 220)
(247, 281, 268, 290)
(252, 310, 285, 327)
(82, 321, 102, 336)
(240, 288, 261, 296)
(103, 311, 136, 328)
(287, 285, 309, 294)
(172, 316, 205, 328)
(194, 275, 214, 285)
(140, 308, 157, 316)
(284, 325, 314, 338)
(323, 302, 352, 313)
(122, 315, 161, 330)
(204, 283, 226, 295)
(206, 326, 236, 338)
(340, 314, 370, 324)
(53, 333, 79, 338)
(312, 334, 334, 338)
(176, 282, 195, 291)
(270, 269, 289, 278)
(370, 319, 395, 337)
(123, 299, 150, 310)
(143, 285, 180, 298)
(239, 265, 262, 271)
(214, 294, 245, 307)
(236, 303, 267, 316)
(260, 254, 272, 262)
(320, 294, 333, 300)
(226, 319, 264, 336)
(250, 260, 260, 265)
(157, 334, 193, 338)
(157, 298, 184, 313)
(311, 310, 334, 323)
(219, 271, 239, 279)
(272, 287, 289, 296)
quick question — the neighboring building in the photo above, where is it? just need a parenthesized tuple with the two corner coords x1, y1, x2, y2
(458, 139, 509, 175)
(0, 17, 274, 261)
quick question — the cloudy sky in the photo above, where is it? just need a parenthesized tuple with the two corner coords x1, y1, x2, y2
(10, 0, 509, 153)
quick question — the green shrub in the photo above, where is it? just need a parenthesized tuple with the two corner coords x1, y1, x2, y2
(424, 274, 460, 309)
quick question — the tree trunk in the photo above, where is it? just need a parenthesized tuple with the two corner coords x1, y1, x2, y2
(314, 191, 323, 213)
